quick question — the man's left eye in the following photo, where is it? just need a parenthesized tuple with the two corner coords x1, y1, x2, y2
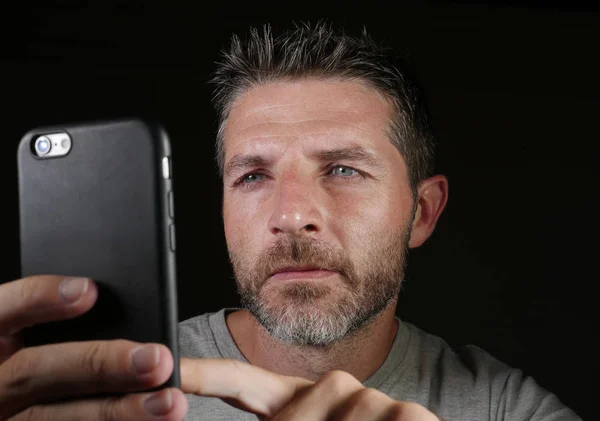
(331, 165, 359, 177)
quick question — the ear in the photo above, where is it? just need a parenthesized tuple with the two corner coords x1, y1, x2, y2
(408, 175, 449, 248)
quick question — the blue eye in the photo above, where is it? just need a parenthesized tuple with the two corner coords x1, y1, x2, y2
(331, 165, 359, 177)
(242, 173, 266, 183)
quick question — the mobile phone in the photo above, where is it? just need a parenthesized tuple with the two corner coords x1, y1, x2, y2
(16, 118, 179, 389)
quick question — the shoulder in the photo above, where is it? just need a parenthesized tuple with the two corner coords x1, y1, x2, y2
(398, 321, 516, 397)
(410, 321, 515, 381)
(402, 321, 581, 421)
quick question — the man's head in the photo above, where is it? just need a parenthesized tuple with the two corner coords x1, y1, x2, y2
(211, 21, 436, 196)
(210, 21, 448, 347)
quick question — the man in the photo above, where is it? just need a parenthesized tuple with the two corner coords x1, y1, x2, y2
(0, 21, 581, 421)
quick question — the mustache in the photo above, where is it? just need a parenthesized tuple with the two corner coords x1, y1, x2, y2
(254, 235, 355, 287)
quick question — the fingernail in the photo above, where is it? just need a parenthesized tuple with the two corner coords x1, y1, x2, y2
(59, 277, 89, 302)
(132, 345, 159, 374)
(144, 389, 173, 416)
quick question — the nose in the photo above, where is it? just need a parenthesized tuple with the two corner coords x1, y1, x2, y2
(267, 178, 324, 235)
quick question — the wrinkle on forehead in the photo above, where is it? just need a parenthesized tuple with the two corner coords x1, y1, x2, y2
(232, 119, 370, 140)
(234, 102, 304, 121)
(223, 79, 394, 156)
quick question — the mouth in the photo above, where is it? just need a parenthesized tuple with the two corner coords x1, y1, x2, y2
(270, 266, 338, 281)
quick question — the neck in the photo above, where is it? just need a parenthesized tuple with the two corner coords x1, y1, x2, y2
(226, 303, 399, 382)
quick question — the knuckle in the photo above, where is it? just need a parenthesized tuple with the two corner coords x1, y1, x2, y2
(17, 277, 42, 307)
(99, 397, 122, 421)
(385, 403, 409, 420)
(320, 369, 356, 392)
(80, 342, 110, 379)
(353, 386, 383, 405)
(340, 387, 387, 418)
(2, 348, 38, 389)
(386, 401, 429, 420)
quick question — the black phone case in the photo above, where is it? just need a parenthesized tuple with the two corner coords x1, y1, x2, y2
(16, 118, 180, 389)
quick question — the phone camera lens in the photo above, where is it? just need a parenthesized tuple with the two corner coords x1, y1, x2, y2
(34, 136, 51, 156)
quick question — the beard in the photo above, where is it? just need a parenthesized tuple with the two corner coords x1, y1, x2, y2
(229, 226, 411, 348)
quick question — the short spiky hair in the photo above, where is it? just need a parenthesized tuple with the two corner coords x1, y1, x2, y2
(209, 21, 436, 193)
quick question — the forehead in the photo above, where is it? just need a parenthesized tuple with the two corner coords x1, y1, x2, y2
(223, 78, 394, 155)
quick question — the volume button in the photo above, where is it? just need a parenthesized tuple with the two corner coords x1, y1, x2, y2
(169, 223, 176, 252)
(168, 191, 175, 219)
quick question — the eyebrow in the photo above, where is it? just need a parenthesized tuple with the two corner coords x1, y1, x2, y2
(224, 146, 382, 178)
(224, 154, 270, 178)
(312, 146, 382, 168)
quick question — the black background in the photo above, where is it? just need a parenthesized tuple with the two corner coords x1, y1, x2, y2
(2, 1, 597, 419)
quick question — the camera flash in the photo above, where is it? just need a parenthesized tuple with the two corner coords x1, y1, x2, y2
(33, 132, 72, 158)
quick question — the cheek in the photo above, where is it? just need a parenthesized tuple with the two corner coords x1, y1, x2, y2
(223, 193, 266, 254)
(326, 184, 409, 243)
(223, 197, 243, 251)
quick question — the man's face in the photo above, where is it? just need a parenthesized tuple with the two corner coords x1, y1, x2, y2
(222, 78, 416, 347)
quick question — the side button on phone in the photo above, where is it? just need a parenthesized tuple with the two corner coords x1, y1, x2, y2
(169, 223, 176, 252)
(162, 157, 171, 179)
(168, 191, 175, 219)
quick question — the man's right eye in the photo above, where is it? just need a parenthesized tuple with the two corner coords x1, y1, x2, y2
(232, 173, 268, 188)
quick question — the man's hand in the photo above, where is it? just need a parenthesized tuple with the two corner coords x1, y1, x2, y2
(0, 275, 188, 421)
(181, 358, 440, 420)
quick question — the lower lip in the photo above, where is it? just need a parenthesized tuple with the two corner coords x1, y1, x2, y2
(271, 270, 337, 281)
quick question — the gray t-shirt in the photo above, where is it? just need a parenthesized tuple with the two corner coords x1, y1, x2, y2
(179, 308, 581, 421)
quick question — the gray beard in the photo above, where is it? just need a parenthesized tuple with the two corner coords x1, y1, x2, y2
(243, 281, 399, 347)
(232, 229, 410, 348)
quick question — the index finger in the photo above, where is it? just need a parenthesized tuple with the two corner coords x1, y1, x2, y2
(180, 357, 313, 418)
